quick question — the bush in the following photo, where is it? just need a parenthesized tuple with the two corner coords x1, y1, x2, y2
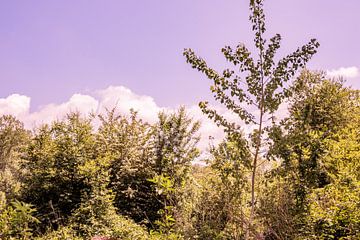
(0, 192, 39, 239)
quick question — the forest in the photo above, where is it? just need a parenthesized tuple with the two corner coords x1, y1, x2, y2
(1, 1, 360, 240)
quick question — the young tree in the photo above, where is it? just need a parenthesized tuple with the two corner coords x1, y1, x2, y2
(183, 0, 319, 237)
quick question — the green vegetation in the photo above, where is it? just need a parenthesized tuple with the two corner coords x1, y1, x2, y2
(1, 78, 359, 240)
(1, 0, 359, 239)
(184, 0, 319, 236)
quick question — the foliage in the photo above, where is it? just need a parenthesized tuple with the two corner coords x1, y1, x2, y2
(268, 72, 356, 205)
(179, 134, 251, 240)
(10, 107, 199, 238)
(22, 113, 96, 229)
(0, 192, 39, 240)
(303, 103, 360, 239)
(0, 115, 30, 199)
(1, 11, 360, 238)
(184, 0, 319, 237)
(258, 173, 300, 239)
(152, 107, 200, 184)
(97, 109, 159, 225)
(34, 225, 82, 240)
(0, 79, 359, 239)
(151, 107, 200, 233)
(263, 72, 360, 239)
(70, 154, 118, 237)
(148, 174, 176, 233)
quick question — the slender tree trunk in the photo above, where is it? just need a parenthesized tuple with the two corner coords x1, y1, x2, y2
(246, 108, 263, 239)
(246, 27, 265, 237)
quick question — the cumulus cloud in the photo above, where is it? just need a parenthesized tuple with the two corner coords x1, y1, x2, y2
(97, 86, 162, 123)
(1, 87, 163, 128)
(1, 85, 273, 152)
(0, 94, 30, 117)
(327, 66, 359, 78)
(26, 94, 99, 128)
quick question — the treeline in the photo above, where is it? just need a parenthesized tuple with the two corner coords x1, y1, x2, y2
(0, 106, 200, 239)
(0, 71, 359, 239)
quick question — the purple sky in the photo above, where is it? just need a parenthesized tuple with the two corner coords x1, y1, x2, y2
(1, 0, 359, 111)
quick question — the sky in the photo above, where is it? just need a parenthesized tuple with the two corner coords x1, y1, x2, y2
(0, 0, 359, 149)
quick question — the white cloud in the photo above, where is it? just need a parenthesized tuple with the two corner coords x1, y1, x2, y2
(95, 86, 237, 151)
(327, 66, 359, 79)
(97, 86, 162, 123)
(26, 94, 99, 128)
(0, 94, 30, 117)
(2, 86, 277, 152)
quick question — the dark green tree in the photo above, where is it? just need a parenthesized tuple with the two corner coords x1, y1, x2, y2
(184, 0, 319, 237)
(96, 109, 158, 225)
(22, 113, 96, 229)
